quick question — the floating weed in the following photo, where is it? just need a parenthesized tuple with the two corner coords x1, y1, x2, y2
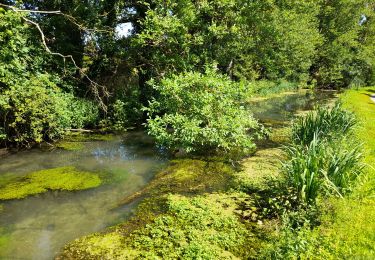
(0, 166, 102, 200)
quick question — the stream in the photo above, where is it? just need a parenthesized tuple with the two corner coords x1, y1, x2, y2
(0, 90, 335, 260)
(0, 132, 166, 260)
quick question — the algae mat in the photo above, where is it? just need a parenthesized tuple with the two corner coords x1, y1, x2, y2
(0, 166, 101, 200)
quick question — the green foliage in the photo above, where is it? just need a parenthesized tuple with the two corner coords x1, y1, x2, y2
(313, 0, 375, 88)
(62, 193, 250, 259)
(284, 136, 363, 203)
(65, 95, 99, 129)
(130, 194, 248, 259)
(0, 10, 100, 146)
(285, 103, 363, 204)
(0, 166, 101, 200)
(145, 69, 260, 154)
(292, 102, 357, 146)
(247, 80, 298, 97)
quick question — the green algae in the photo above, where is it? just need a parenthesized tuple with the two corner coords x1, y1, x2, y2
(56, 141, 85, 151)
(117, 159, 235, 206)
(0, 166, 102, 200)
(0, 230, 10, 254)
(56, 133, 117, 151)
(59, 158, 270, 259)
(60, 193, 261, 260)
(236, 148, 285, 192)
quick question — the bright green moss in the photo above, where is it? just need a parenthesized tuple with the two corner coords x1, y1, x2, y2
(236, 148, 284, 191)
(60, 159, 267, 259)
(56, 133, 117, 151)
(61, 193, 258, 259)
(64, 132, 116, 142)
(0, 231, 10, 254)
(56, 141, 85, 151)
(117, 159, 235, 205)
(0, 166, 102, 200)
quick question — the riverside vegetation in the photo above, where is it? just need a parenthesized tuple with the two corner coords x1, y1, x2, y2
(0, 0, 374, 259)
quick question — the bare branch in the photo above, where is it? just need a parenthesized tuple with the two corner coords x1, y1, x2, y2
(0, 3, 110, 112)
(0, 3, 113, 33)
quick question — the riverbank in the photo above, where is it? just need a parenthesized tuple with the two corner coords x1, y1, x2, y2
(309, 87, 375, 258)
(261, 87, 375, 258)
(59, 87, 375, 259)
(58, 91, 337, 259)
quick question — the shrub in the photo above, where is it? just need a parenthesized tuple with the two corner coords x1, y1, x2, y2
(0, 75, 99, 146)
(145, 68, 261, 154)
(65, 94, 99, 129)
(292, 102, 356, 146)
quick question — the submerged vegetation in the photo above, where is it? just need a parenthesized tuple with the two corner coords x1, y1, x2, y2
(60, 159, 265, 259)
(0, 167, 101, 200)
(0, 0, 374, 259)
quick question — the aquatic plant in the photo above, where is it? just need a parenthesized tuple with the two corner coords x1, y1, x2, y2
(61, 193, 253, 259)
(292, 102, 356, 146)
(283, 136, 325, 203)
(0, 166, 101, 200)
(283, 135, 363, 204)
(56, 133, 116, 151)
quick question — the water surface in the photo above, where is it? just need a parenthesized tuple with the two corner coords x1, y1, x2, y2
(0, 132, 166, 260)
(0, 90, 336, 259)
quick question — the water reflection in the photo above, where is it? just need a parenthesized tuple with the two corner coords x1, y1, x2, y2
(0, 132, 166, 260)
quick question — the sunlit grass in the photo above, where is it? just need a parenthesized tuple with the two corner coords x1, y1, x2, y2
(305, 87, 375, 258)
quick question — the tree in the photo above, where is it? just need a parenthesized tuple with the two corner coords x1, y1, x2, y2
(312, 0, 374, 88)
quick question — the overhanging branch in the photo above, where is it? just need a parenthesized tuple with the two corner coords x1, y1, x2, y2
(0, 3, 110, 112)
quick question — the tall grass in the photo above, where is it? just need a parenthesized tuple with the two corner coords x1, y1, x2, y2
(292, 102, 357, 146)
(283, 135, 324, 203)
(284, 103, 363, 204)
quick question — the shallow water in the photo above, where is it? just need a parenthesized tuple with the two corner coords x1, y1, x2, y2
(0, 90, 336, 260)
(248, 90, 337, 122)
(0, 132, 166, 260)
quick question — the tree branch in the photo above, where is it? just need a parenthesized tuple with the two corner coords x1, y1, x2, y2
(0, 3, 111, 112)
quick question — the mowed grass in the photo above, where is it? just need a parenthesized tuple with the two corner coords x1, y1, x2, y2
(305, 87, 375, 258)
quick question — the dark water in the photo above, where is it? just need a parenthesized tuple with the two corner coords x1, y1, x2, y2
(0, 132, 166, 260)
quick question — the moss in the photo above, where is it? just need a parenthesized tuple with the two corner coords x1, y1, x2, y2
(56, 133, 117, 151)
(236, 148, 285, 192)
(60, 193, 263, 260)
(0, 230, 10, 254)
(117, 159, 235, 206)
(0, 166, 102, 200)
(64, 132, 116, 142)
(56, 141, 85, 151)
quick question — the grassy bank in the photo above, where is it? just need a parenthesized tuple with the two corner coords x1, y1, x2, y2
(308, 87, 375, 258)
(264, 87, 375, 259)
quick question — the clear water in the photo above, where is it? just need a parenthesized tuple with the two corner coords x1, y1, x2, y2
(0, 132, 166, 260)
(0, 91, 336, 260)
(248, 90, 337, 123)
